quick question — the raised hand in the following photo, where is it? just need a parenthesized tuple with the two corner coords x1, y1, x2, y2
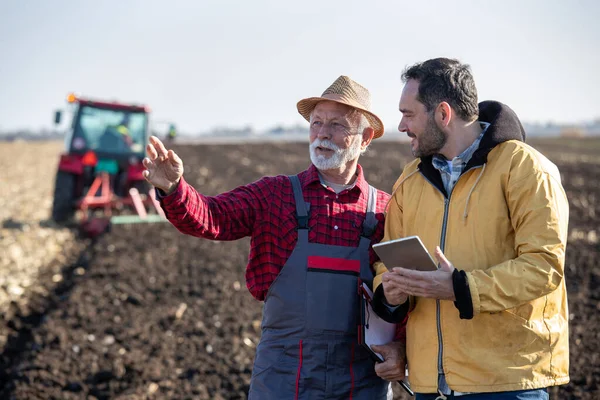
(143, 136, 184, 194)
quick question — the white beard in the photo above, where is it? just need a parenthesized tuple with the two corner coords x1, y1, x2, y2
(309, 137, 362, 170)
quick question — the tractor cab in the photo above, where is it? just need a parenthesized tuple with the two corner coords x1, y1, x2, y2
(56, 93, 148, 167)
(52, 93, 165, 236)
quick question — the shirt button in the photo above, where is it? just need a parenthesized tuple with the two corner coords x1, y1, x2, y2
(334, 225, 339, 230)
(335, 195, 339, 199)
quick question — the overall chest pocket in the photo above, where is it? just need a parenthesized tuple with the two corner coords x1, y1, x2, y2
(305, 256, 360, 333)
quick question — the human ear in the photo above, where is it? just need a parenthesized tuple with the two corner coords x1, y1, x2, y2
(436, 102, 452, 128)
(361, 126, 375, 148)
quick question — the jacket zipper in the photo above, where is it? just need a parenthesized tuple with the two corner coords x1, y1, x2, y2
(418, 165, 482, 385)
(417, 172, 449, 379)
(438, 197, 450, 377)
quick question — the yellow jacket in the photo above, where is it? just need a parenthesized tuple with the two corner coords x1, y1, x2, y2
(374, 102, 569, 393)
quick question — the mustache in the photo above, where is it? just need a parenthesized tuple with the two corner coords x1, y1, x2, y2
(311, 139, 340, 151)
(406, 132, 416, 138)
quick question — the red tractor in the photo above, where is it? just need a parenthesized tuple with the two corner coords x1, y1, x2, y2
(51, 93, 165, 236)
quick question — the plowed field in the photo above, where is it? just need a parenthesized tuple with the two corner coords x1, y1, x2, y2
(1, 137, 598, 399)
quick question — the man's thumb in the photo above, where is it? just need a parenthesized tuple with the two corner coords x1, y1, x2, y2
(435, 246, 454, 272)
(370, 344, 385, 355)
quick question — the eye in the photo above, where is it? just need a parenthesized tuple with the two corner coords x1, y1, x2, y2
(312, 121, 322, 127)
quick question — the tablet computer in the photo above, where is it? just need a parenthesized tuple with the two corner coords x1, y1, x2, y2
(372, 235, 438, 271)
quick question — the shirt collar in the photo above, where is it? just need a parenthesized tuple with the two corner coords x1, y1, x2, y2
(433, 122, 489, 165)
(303, 164, 368, 195)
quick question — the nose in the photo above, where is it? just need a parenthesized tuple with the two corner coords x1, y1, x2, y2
(317, 124, 332, 140)
(398, 117, 408, 133)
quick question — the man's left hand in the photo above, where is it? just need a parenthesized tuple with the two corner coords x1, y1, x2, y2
(371, 341, 406, 381)
(388, 246, 456, 300)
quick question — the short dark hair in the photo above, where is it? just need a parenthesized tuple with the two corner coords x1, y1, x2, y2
(402, 58, 479, 122)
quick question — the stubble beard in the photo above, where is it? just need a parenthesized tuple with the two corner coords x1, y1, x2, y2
(412, 115, 447, 158)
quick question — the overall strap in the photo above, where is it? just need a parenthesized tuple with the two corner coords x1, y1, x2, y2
(288, 175, 309, 230)
(361, 185, 378, 239)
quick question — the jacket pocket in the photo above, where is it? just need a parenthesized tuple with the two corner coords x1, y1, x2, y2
(465, 310, 540, 358)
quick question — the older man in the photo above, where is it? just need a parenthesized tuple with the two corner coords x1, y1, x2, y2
(143, 76, 405, 399)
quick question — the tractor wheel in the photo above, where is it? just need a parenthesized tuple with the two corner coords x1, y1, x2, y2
(51, 171, 76, 222)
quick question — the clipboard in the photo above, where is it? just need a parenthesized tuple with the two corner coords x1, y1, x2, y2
(358, 282, 414, 396)
(358, 282, 396, 362)
(372, 235, 438, 271)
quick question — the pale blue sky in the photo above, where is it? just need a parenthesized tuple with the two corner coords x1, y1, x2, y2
(1, 0, 598, 134)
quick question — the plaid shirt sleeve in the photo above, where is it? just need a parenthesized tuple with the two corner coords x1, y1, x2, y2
(158, 176, 272, 241)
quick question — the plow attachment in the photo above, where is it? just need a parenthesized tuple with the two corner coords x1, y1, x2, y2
(110, 184, 167, 225)
(78, 172, 168, 237)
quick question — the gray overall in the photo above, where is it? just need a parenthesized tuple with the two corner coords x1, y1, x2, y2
(248, 175, 390, 400)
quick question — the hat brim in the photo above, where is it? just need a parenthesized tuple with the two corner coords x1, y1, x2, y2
(297, 97, 385, 139)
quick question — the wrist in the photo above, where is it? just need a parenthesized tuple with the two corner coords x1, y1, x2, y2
(163, 178, 181, 195)
(386, 294, 408, 307)
(373, 285, 410, 324)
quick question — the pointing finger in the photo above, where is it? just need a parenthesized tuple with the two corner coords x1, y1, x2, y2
(146, 142, 158, 159)
(149, 135, 168, 158)
(392, 267, 429, 279)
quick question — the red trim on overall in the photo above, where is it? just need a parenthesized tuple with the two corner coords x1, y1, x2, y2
(295, 339, 303, 400)
(307, 256, 360, 273)
(349, 341, 355, 399)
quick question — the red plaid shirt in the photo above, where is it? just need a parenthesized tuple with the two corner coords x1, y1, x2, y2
(159, 164, 392, 302)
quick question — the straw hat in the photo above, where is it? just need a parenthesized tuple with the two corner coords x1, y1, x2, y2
(297, 75, 385, 138)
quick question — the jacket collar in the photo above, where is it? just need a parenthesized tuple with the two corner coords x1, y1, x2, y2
(418, 101, 526, 196)
(467, 100, 526, 168)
